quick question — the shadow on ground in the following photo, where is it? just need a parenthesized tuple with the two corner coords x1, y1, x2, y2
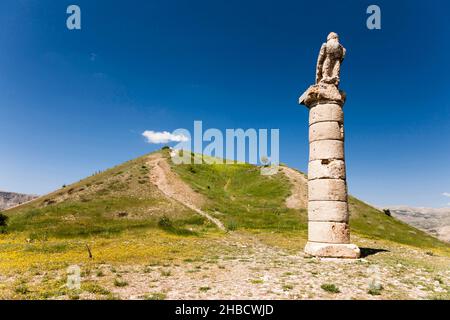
(360, 247, 389, 258)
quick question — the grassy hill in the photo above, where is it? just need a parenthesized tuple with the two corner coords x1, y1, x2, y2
(0, 149, 448, 300)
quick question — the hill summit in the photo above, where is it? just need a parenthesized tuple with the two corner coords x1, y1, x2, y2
(1, 149, 449, 300)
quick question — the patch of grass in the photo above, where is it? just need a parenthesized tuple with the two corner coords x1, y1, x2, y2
(282, 284, 294, 291)
(14, 284, 30, 295)
(321, 283, 340, 294)
(226, 220, 238, 231)
(113, 278, 129, 287)
(199, 286, 211, 292)
(145, 292, 166, 300)
(82, 282, 110, 295)
(250, 279, 264, 284)
(158, 216, 199, 236)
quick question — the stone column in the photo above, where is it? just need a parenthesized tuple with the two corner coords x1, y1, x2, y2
(299, 83, 360, 259)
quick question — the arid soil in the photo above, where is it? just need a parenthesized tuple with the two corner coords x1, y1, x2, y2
(279, 166, 308, 210)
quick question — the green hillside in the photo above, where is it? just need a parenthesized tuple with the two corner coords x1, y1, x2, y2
(3, 149, 448, 250)
(0, 149, 448, 300)
(170, 151, 448, 251)
(3, 153, 210, 240)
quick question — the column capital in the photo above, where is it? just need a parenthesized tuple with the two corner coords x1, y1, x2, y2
(299, 83, 346, 108)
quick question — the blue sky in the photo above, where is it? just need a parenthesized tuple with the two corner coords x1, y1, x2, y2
(1, 0, 449, 207)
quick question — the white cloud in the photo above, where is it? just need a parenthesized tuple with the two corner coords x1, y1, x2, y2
(442, 192, 450, 198)
(142, 130, 189, 144)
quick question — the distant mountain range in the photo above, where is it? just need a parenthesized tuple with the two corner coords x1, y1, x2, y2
(387, 206, 450, 243)
(0, 191, 38, 211)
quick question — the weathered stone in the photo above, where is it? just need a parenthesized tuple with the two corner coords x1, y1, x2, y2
(309, 140, 344, 161)
(308, 200, 348, 222)
(308, 221, 350, 243)
(308, 159, 346, 180)
(309, 103, 343, 125)
(315, 32, 346, 86)
(309, 121, 344, 142)
(299, 83, 346, 107)
(308, 179, 347, 201)
(304, 242, 360, 259)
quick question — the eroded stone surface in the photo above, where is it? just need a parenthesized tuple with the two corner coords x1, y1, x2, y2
(309, 121, 344, 142)
(299, 83, 346, 107)
(309, 140, 344, 161)
(308, 179, 347, 201)
(308, 221, 350, 243)
(308, 200, 348, 222)
(309, 103, 343, 125)
(304, 242, 360, 259)
(315, 32, 346, 86)
(308, 159, 346, 180)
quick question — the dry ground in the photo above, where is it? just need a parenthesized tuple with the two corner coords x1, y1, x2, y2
(0, 231, 448, 300)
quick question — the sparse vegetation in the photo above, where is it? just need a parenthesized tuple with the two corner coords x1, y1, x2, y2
(82, 282, 111, 295)
(199, 286, 211, 292)
(321, 284, 340, 294)
(14, 283, 30, 295)
(145, 292, 166, 300)
(282, 284, 294, 291)
(114, 278, 129, 287)
(251, 279, 264, 284)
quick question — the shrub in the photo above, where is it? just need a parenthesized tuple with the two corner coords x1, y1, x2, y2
(321, 283, 340, 293)
(158, 216, 173, 228)
(0, 212, 8, 233)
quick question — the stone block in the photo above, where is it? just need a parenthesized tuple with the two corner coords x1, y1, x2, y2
(308, 178, 347, 201)
(304, 242, 360, 259)
(309, 121, 343, 142)
(309, 103, 343, 125)
(309, 140, 344, 161)
(308, 221, 350, 243)
(308, 200, 348, 222)
(308, 159, 346, 180)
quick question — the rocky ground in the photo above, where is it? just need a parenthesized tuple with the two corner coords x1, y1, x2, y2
(0, 231, 448, 300)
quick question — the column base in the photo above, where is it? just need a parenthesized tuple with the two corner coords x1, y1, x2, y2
(304, 242, 360, 259)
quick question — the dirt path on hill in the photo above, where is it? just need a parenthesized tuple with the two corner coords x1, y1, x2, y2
(279, 166, 308, 209)
(147, 154, 226, 231)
